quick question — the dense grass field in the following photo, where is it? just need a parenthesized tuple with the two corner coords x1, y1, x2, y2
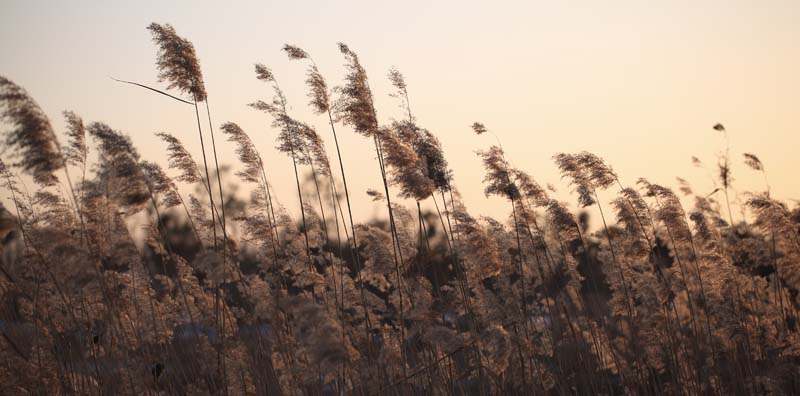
(1, 23, 798, 395)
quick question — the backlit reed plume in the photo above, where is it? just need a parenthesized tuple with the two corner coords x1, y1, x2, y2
(479, 146, 519, 200)
(282, 47, 342, 193)
(477, 142, 537, 371)
(640, 178, 720, 385)
(747, 193, 799, 250)
(220, 122, 280, 260)
(147, 23, 206, 101)
(387, 68, 450, 193)
(471, 122, 488, 135)
(744, 152, 771, 195)
(155, 132, 204, 184)
(388, 67, 412, 122)
(89, 120, 201, 347)
(87, 122, 150, 213)
(0, 77, 63, 186)
(377, 127, 435, 201)
(139, 161, 182, 209)
(148, 23, 229, 276)
(336, 43, 419, 372)
(711, 123, 736, 225)
(283, 43, 357, 253)
(335, 43, 378, 137)
(249, 64, 315, 267)
(554, 152, 636, 322)
(62, 111, 87, 171)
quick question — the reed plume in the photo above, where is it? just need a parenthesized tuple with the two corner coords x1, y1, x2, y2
(147, 23, 206, 101)
(62, 111, 87, 170)
(147, 23, 229, 279)
(0, 77, 63, 186)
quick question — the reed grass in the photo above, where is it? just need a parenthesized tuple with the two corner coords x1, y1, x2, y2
(0, 25, 799, 396)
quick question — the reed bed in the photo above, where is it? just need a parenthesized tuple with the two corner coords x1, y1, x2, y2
(0, 23, 799, 396)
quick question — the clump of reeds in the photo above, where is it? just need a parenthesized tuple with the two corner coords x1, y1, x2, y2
(1, 28, 800, 396)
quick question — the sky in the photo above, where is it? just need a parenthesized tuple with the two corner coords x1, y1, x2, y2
(1, 0, 799, 224)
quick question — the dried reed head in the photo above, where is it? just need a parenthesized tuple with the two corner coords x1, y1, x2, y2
(638, 179, 692, 240)
(688, 210, 716, 250)
(612, 195, 649, 256)
(746, 193, 796, 240)
(544, 199, 580, 241)
(139, 161, 181, 209)
(250, 106, 308, 162)
(356, 224, 396, 275)
(718, 161, 733, 189)
(62, 111, 87, 168)
(676, 177, 693, 196)
(452, 207, 502, 281)
(147, 23, 207, 101)
(252, 64, 290, 117)
(554, 153, 593, 207)
(743, 153, 763, 171)
(335, 43, 378, 137)
(155, 132, 203, 184)
(394, 120, 450, 190)
(554, 152, 616, 207)
(254, 63, 275, 84)
(575, 151, 617, 189)
(366, 188, 385, 201)
(299, 123, 331, 176)
(471, 122, 488, 135)
(510, 168, 548, 206)
(88, 122, 150, 213)
(0, 76, 63, 186)
(387, 67, 412, 120)
(220, 122, 262, 184)
(387, 67, 407, 94)
(282, 44, 309, 60)
(283, 44, 331, 115)
(32, 190, 76, 228)
(379, 126, 435, 200)
(479, 146, 519, 200)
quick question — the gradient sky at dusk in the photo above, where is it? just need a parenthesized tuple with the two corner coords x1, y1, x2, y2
(2, 0, 798, 222)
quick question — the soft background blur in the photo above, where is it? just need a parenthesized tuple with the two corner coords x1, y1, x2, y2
(2, 0, 798, 223)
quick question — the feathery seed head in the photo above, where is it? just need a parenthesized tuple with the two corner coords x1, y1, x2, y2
(254, 63, 275, 83)
(282, 44, 309, 60)
(89, 122, 150, 212)
(335, 43, 378, 137)
(63, 111, 87, 168)
(282, 44, 331, 113)
(0, 76, 63, 186)
(147, 23, 207, 101)
(472, 122, 488, 135)
(220, 122, 264, 184)
(381, 123, 436, 199)
(155, 132, 203, 184)
(139, 161, 181, 208)
(479, 146, 519, 200)
(388, 67, 407, 92)
(366, 189, 385, 201)
(743, 153, 763, 171)
(676, 177, 693, 196)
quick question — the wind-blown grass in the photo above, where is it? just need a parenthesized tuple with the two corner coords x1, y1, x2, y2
(1, 24, 799, 396)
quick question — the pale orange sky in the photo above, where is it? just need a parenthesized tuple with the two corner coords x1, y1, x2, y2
(2, 0, 798, 223)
